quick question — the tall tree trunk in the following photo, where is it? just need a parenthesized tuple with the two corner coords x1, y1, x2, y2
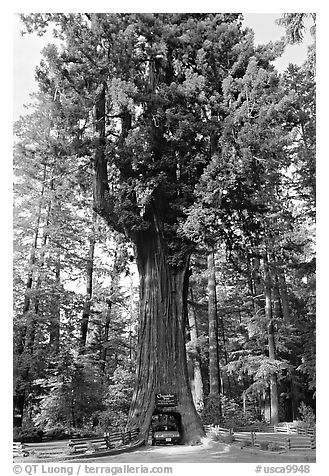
(49, 253, 61, 352)
(92, 43, 203, 444)
(277, 270, 290, 322)
(188, 288, 204, 412)
(100, 299, 112, 374)
(127, 224, 204, 444)
(80, 211, 97, 350)
(262, 253, 279, 425)
(251, 255, 264, 313)
(100, 249, 122, 373)
(272, 273, 283, 320)
(15, 176, 51, 428)
(25, 199, 51, 354)
(276, 267, 295, 419)
(14, 165, 48, 427)
(218, 308, 231, 398)
(18, 164, 47, 354)
(207, 249, 221, 396)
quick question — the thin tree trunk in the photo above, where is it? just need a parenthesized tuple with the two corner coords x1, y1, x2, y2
(251, 255, 264, 313)
(48, 179, 62, 352)
(25, 199, 51, 354)
(99, 249, 121, 373)
(207, 249, 220, 396)
(49, 253, 61, 351)
(80, 211, 97, 350)
(272, 273, 283, 320)
(127, 223, 204, 444)
(18, 165, 47, 354)
(276, 267, 295, 418)
(277, 270, 290, 322)
(262, 253, 279, 425)
(188, 288, 204, 411)
(15, 170, 50, 427)
(217, 309, 231, 398)
(100, 299, 112, 374)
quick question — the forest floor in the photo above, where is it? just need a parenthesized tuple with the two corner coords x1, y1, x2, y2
(69, 439, 316, 464)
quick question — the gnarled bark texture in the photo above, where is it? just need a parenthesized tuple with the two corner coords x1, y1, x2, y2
(126, 223, 205, 443)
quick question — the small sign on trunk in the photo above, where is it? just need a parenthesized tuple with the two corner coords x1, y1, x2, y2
(155, 393, 178, 407)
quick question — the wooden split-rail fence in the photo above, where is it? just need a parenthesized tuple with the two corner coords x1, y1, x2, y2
(204, 424, 316, 451)
(67, 428, 140, 455)
(13, 442, 30, 458)
(13, 428, 140, 459)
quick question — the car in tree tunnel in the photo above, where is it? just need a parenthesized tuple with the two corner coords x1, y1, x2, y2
(151, 424, 181, 445)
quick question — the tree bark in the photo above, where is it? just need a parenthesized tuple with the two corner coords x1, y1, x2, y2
(25, 198, 51, 354)
(100, 299, 112, 374)
(126, 223, 205, 444)
(251, 255, 264, 313)
(188, 288, 204, 411)
(80, 211, 97, 350)
(14, 174, 51, 428)
(277, 270, 290, 322)
(262, 253, 279, 425)
(272, 273, 283, 320)
(49, 252, 61, 352)
(218, 308, 231, 398)
(17, 164, 47, 356)
(207, 249, 221, 396)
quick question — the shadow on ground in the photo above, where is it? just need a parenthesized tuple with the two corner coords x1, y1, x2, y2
(69, 440, 316, 464)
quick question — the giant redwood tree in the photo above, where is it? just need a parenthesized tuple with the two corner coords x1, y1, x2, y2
(20, 13, 287, 442)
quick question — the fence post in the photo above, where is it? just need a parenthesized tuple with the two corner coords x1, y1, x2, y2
(229, 428, 233, 436)
(285, 437, 291, 451)
(104, 432, 111, 449)
(251, 431, 255, 447)
(311, 435, 316, 450)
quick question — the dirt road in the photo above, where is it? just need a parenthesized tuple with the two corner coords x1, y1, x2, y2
(70, 441, 316, 464)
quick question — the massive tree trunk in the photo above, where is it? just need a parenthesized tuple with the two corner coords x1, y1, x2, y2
(207, 249, 221, 396)
(126, 223, 205, 444)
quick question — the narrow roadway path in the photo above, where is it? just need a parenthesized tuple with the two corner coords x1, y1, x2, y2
(71, 441, 315, 464)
